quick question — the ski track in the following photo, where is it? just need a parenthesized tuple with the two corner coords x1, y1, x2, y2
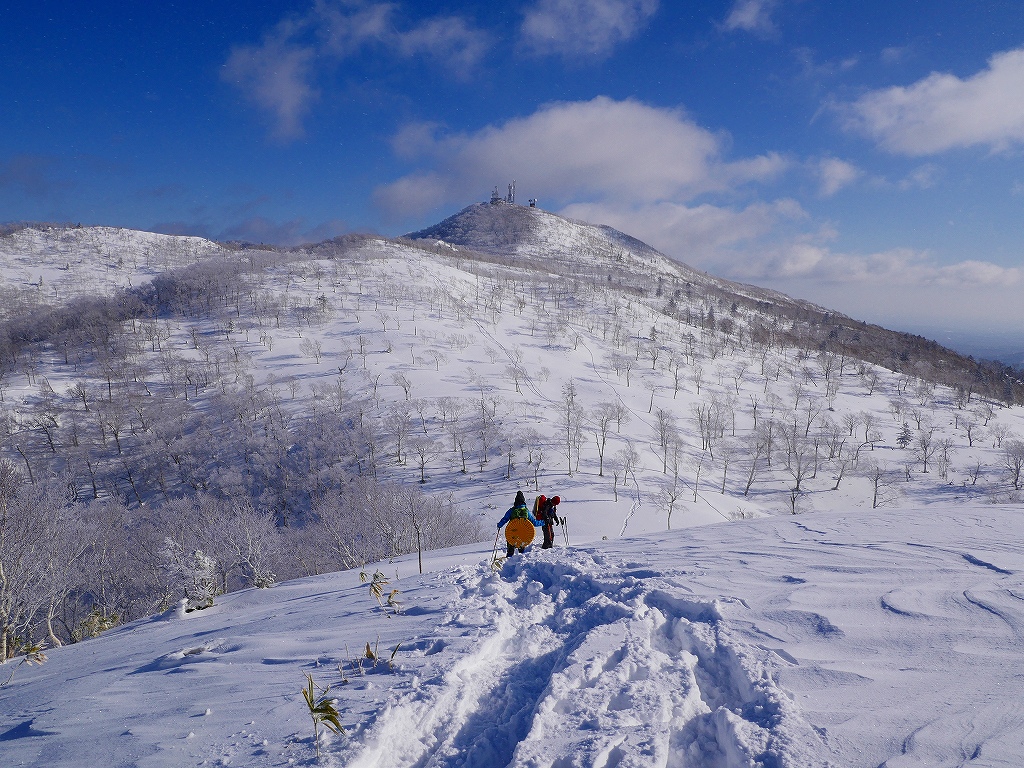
(338, 549, 831, 768)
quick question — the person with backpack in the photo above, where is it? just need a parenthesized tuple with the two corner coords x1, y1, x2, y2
(539, 495, 562, 549)
(496, 490, 542, 557)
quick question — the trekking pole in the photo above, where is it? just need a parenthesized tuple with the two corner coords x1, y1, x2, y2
(490, 528, 502, 565)
(562, 516, 569, 547)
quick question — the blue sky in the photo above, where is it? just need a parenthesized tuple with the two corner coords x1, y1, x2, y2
(4, 1, 1024, 342)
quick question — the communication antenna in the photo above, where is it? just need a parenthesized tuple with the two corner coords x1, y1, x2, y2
(507, 180, 515, 205)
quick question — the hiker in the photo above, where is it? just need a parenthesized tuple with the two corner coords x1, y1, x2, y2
(539, 495, 562, 549)
(497, 490, 542, 557)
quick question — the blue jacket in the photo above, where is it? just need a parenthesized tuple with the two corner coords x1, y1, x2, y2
(497, 504, 542, 529)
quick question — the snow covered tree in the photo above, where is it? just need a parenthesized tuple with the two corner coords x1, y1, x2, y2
(896, 422, 913, 449)
(161, 539, 220, 610)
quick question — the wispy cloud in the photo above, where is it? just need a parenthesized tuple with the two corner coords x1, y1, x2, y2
(739, 240, 1023, 288)
(840, 47, 1024, 154)
(722, 0, 780, 37)
(223, 33, 319, 140)
(519, 0, 658, 58)
(897, 163, 941, 190)
(376, 96, 787, 217)
(754, 243, 1024, 332)
(222, 1, 490, 139)
(815, 157, 861, 197)
(558, 198, 805, 263)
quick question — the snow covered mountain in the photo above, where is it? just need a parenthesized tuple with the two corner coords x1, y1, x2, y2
(3, 205, 1024, 765)
(407, 201, 815, 310)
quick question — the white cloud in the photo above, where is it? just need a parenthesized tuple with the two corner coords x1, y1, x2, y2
(222, 1, 490, 138)
(376, 97, 788, 217)
(815, 157, 861, 197)
(520, 0, 658, 57)
(764, 252, 1024, 334)
(842, 48, 1024, 154)
(223, 34, 319, 140)
(722, 0, 780, 37)
(897, 163, 940, 190)
(395, 17, 490, 73)
(741, 240, 1023, 288)
(558, 199, 804, 263)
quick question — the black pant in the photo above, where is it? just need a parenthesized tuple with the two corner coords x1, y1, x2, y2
(506, 544, 525, 557)
(542, 522, 554, 548)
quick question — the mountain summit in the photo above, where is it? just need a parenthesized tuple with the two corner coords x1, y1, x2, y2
(406, 201, 663, 265)
(405, 201, 810, 313)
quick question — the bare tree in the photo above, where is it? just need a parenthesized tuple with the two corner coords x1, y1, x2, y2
(653, 408, 680, 473)
(717, 439, 739, 494)
(391, 372, 413, 400)
(863, 460, 899, 508)
(1004, 440, 1024, 490)
(783, 426, 816, 494)
(592, 402, 618, 477)
(559, 379, 585, 475)
(655, 475, 684, 530)
(613, 442, 640, 502)
(915, 425, 938, 473)
(990, 423, 1011, 449)
(409, 435, 443, 484)
(383, 402, 413, 465)
(961, 418, 981, 448)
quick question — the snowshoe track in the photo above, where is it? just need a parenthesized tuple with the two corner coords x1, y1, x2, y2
(340, 549, 830, 767)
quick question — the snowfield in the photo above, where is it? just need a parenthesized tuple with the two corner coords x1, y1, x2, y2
(4, 504, 1024, 767)
(0, 225, 229, 314)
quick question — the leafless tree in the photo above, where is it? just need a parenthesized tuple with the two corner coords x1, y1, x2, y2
(559, 379, 585, 475)
(653, 408, 679, 474)
(863, 460, 899, 508)
(1004, 440, 1024, 490)
(592, 402, 618, 477)
(409, 435, 443, 484)
(613, 442, 640, 502)
(392, 372, 413, 400)
(990, 423, 1012, 449)
(655, 474, 684, 530)
(915, 425, 938, 473)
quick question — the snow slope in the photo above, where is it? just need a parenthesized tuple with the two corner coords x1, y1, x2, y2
(0, 225, 232, 315)
(4, 504, 1024, 767)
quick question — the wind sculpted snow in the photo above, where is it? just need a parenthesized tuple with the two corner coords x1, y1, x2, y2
(5, 505, 1024, 767)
